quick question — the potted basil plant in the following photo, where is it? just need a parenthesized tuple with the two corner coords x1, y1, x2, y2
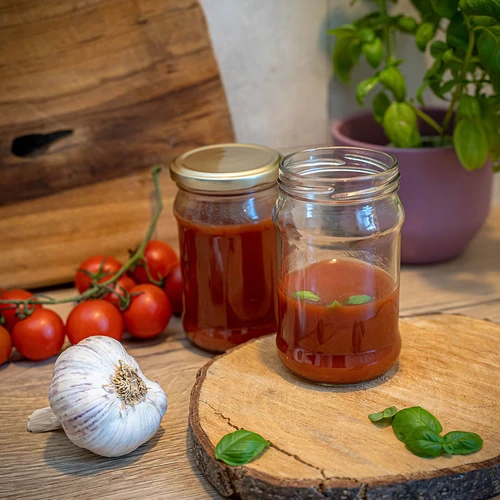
(329, 0, 499, 263)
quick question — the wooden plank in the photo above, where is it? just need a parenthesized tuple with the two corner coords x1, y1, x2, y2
(400, 206, 500, 316)
(0, 0, 234, 289)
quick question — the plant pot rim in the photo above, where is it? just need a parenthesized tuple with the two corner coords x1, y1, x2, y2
(332, 107, 455, 153)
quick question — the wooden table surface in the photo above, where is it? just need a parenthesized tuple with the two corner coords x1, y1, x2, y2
(1, 204, 500, 499)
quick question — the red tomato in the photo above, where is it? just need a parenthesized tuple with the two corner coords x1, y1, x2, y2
(132, 241, 179, 284)
(99, 274, 136, 308)
(164, 264, 183, 315)
(123, 284, 171, 338)
(66, 300, 124, 345)
(0, 289, 42, 332)
(0, 325, 12, 365)
(12, 309, 65, 361)
(75, 255, 122, 293)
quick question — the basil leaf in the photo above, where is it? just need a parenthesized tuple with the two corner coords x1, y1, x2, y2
(373, 92, 391, 124)
(443, 431, 484, 455)
(459, 0, 500, 21)
(416, 81, 428, 106)
(362, 38, 384, 68)
(404, 426, 444, 458)
(333, 36, 361, 84)
(458, 95, 482, 118)
(327, 24, 357, 38)
(430, 0, 459, 19)
(382, 102, 421, 148)
(356, 77, 379, 105)
(327, 300, 342, 309)
(447, 13, 470, 51)
(453, 118, 489, 170)
(347, 295, 373, 305)
(392, 406, 443, 442)
(294, 291, 320, 302)
(379, 66, 406, 102)
(430, 40, 448, 58)
(369, 406, 398, 422)
(477, 27, 500, 92)
(416, 22, 437, 51)
(215, 430, 270, 466)
(397, 16, 418, 34)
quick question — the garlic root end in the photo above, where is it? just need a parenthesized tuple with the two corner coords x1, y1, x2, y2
(28, 407, 62, 433)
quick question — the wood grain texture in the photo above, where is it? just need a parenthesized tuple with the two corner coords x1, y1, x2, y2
(190, 315, 500, 500)
(0, 0, 233, 288)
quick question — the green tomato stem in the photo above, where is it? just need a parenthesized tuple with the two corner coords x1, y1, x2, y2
(0, 166, 165, 310)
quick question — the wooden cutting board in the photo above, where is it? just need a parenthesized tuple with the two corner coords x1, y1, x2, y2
(189, 314, 500, 500)
(0, 0, 234, 289)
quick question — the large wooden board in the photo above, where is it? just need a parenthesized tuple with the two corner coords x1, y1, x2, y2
(0, 0, 234, 288)
(190, 315, 500, 500)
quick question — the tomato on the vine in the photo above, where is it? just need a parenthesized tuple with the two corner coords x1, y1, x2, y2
(0, 325, 12, 365)
(66, 300, 124, 345)
(123, 284, 171, 338)
(0, 289, 42, 332)
(99, 274, 136, 308)
(75, 255, 122, 293)
(164, 264, 182, 315)
(132, 241, 179, 284)
(12, 309, 65, 361)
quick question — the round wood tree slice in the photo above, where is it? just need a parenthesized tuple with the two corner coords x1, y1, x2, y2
(189, 314, 500, 499)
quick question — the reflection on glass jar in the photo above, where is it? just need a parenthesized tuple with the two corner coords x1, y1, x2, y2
(171, 144, 280, 353)
(273, 147, 404, 384)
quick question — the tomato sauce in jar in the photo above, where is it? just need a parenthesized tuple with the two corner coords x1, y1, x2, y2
(171, 144, 281, 352)
(177, 217, 277, 352)
(277, 259, 400, 384)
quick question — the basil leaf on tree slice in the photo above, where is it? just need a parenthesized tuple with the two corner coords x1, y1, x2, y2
(404, 426, 444, 458)
(443, 431, 483, 455)
(293, 291, 320, 302)
(347, 295, 373, 305)
(368, 406, 398, 422)
(215, 429, 271, 466)
(392, 406, 443, 442)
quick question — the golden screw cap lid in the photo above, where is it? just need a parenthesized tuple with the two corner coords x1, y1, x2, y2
(170, 143, 280, 192)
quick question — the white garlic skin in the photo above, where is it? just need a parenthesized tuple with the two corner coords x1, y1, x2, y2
(49, 336, 167, 458)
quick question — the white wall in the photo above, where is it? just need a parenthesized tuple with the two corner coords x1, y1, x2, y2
(200, 0, 439, 150)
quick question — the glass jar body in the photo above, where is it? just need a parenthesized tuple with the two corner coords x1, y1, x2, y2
(174, 184, 278, 352)
(273, 148, 404, 384)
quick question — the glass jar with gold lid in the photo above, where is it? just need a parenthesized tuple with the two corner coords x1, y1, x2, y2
(170, 143, 281, 352)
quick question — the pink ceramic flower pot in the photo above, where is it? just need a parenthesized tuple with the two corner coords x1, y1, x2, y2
(332, 109, 493, 264)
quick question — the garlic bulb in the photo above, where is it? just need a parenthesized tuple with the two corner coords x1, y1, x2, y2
(28, 336, 167, 458)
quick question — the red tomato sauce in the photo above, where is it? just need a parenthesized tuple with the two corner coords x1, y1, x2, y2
(177, 217, 277, 352)
(277, 259, 401, 384)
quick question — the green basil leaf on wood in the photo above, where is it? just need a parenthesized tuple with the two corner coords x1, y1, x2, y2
(430, 40, 448, 58)
(397, 16, 418, 33)
(458, 95, 482, 118)
(369, 406, 398, 422)
(359, 28, 376, 44)
(404, 426, 444, 458)
(327, 300, 342, 309)
(383, 102, 421, 148)
(332, 36, 361, 84)
(392, 406, 443, 442)
(327, 24, 357, 38)
(443, 431, 484, 455)
(215, 430, 270, 466)
(453, 118, 489, 170)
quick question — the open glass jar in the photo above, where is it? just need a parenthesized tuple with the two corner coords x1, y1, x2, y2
(171, 144, 281, 353)
(273, 147, 404, 385)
